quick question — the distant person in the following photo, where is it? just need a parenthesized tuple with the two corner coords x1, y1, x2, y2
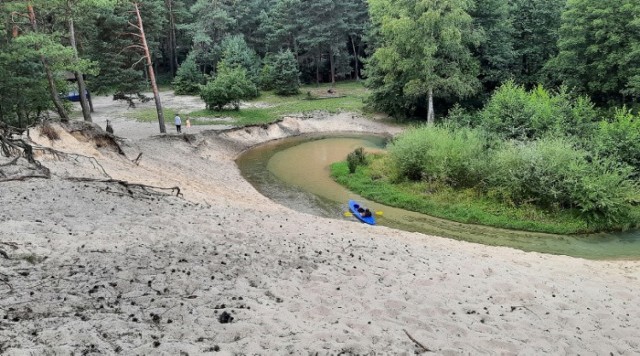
(363, 209, 372, 218)
(186, 117, 191, 129)
(174, 114, 182, 133)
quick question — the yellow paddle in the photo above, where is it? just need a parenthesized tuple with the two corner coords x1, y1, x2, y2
(344, 211, 353, 217)
(375, 211, 384, 216)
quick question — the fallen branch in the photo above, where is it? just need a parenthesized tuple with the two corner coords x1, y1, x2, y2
(403, 329, 432, 353)
(65, 177, 182, 197)
(132, 153, 143, 165)
(510, 305, 541, 319)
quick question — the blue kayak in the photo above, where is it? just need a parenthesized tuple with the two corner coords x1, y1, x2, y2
(348, 200, 376, 225)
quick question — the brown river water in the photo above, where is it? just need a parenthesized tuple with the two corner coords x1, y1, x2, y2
(236, 134, 640, 260)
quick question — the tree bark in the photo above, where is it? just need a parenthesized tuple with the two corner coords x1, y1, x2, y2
(316, 55, 321, 85)
(68, 15, 91, 122)
(427, 87, 434, 125)
(350, 35, 360, 81)
(28, 3, 69, 122)
(329, 46, 335, 87)
(165, 0, 178, 76)
(134, 2, 166, 133)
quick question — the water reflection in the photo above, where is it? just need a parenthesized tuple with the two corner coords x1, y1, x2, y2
(236, 134, 640, 260)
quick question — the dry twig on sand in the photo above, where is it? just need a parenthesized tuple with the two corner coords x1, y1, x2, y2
(403, 329, 432, 353)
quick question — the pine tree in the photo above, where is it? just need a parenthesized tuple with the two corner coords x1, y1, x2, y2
(272, 49, 300, 96)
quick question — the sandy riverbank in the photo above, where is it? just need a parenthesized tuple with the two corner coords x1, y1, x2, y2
(1, 94, 639, 355)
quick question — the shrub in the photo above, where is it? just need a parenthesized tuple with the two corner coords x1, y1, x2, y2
(219, 35, 261, 93)
(199, 62, 257, 111)
(388, 125, 488, 187)
(590, 107, 640, 173)
(347, 152, 359, 173)
(346, 147, 367, 173)
(271, 49, 300, 96)
(485, 136, 639, 224)
(259, 54, 275, 91)
(173, 54, 204, 95)
(477, 82, 599, 141)
(353, 147, 366, 165)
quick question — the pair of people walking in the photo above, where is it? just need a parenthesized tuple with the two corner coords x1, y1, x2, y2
(174, 114, 190, 133)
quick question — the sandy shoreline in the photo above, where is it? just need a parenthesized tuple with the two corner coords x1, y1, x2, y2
(1, 93, 640, 355)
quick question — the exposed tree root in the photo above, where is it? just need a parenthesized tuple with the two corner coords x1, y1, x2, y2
(65, 177, 182, 197)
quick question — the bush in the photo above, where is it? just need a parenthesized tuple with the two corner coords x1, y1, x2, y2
(271, 49, 300, 96)
(219, 35, 261, 93)
(590, 108, 640, 173)
(199, 62, 257, 111)
(477, 81, 599, 141)
(346, 147, 367, 173)
(347, 152, 359, 173)
(388, 125, 488, 187)
(259, 54, 275, 91)
(173, 54, 205, 95)
(485, 136, 639, 224)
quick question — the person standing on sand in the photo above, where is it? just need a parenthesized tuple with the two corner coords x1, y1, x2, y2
(174, 113, 182, 133)
(186, 117, 191, 129)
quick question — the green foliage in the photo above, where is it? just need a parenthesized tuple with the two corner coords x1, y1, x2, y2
(476, 81, 599, 140)
(384, 124, 640, 228)
(219, 35, 261, 91)
(199, 62, 257, 111)
(388, 125, 488, 188)
(548, 0, 640, 105)
(510, 0, 565, 88)
(346, 152, 359, 174)
(366, 0, 481, 121)
(471, 0, 516, 89)
(271, 49, 300, 96)
(173, 53, 205, 95)
(134, 81, 366, 126)
(331, 160, 590, 234)
(258, 53, 275, 90)
(590, 108, 640, 173)
(346, 146, 367, 173)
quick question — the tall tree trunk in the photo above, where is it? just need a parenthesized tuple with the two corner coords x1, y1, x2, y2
(88, 94, 95, 113)
(68, 15, 91, 122)
(28, 3, 69, 121)
(350, 35, 360, 81)
(292, 37, 300, 64)
(315, 52, 321, 86)
(168, 0, 178, 76)
(427, 87, 434, 125)
(329, 47, 335, 87)
(134, 2, 166, 133)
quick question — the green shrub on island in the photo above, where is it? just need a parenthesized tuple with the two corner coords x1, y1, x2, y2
(346, 147, 367, 173)
(473, 82, 599, 141)
(340, 125, 640, 232)
(387, 125, 487, 188)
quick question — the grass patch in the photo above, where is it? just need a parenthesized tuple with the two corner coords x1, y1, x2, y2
(130, 108, 178, 123)
(130, 81, 368, 126)
(330, 158, 601, 235)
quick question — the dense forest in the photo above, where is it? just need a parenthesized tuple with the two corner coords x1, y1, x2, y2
(3, 0, 640, 232)
(2, 0, 638, 127)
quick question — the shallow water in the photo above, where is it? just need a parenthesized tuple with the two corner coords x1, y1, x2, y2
(236, 134, 640, 260)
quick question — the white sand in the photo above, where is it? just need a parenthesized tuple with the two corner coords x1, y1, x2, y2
(1, 93, 639, 355)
